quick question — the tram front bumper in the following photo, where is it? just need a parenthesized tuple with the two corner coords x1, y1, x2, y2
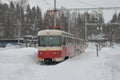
(38, 58, 63, 62)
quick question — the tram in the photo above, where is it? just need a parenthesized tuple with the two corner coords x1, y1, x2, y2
(37, 29, 85, 64)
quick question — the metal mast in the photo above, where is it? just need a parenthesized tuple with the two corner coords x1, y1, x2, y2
(54, 0, 57, 27)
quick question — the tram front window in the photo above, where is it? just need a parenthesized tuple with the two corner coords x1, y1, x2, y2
(38, 36, 61, 46)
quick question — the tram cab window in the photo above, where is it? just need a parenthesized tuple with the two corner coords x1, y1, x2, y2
(38, 36, 61, 46)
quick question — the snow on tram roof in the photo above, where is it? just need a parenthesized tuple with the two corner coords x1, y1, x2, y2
(37, 29, 73, 36)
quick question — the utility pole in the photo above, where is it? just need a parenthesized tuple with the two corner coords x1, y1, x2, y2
(96, 43, 99, 57)
(68, 11, 71, 33)
(84, 12, 88, 40)
(54, 0, 57, 27)
(47, 0, 62, 29)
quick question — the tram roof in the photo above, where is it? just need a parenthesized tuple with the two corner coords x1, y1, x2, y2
(37, 29, 84, 41)
(37, 29, 73, 36)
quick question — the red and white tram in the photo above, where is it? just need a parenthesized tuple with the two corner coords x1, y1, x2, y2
(37, 29, 85, 64)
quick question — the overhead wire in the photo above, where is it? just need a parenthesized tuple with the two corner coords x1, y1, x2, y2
(58, 0, 100, 8)
(56, 0, 66, 8)
(58, 0, 75, 8)
(75, 0, 100, 8)
(42, 0, 65, 9)
(43, 0, 53, 9)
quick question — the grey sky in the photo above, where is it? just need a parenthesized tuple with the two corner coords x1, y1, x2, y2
(29, 0, 120, 10)
(2, 0, 120, 10)
(29, 0, 120, 22)
(1, 0, 120, 22)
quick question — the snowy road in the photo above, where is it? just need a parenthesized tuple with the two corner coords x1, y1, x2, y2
(0, 44, 120, 80)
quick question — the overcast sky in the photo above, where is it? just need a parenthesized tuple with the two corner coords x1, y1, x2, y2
(1, 0, 120, 22)
(29, 0, 120, 11)
(2, 0, 120, 11)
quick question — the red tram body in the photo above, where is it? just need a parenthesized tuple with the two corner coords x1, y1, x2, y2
(37, 29, 85, 63)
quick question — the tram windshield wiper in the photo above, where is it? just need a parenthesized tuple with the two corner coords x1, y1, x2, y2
(40, 45, 46, 47)
(49, 45, 53, 47)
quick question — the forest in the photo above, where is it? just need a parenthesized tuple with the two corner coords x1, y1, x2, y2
(0, 0, 120, 43)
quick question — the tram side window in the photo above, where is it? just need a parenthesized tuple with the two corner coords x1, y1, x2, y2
(79, 40, 81, 45)
(66, 37, 69, 46)
(75, 39, 78, 45)
(69, 38, 72, 46)
(75, 39, 77, 45)
(81, 40, 83, 45)
(82, 40, 84, 45)
(76, 39, 78, 45)
(66, 37, 68, 46)
(81, 40, 84, 45)
(67, 37, 71, 46)
(72, 38, 75, 45)
(77, 40, 80, 45)
(62, 37, 66, 46)
(38, 36, 40, 46)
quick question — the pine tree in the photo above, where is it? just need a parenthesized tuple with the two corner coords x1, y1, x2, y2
(36, 6, 44, 30)
(0, 3, 9, 39)
(76, 13, 84, 38)
(15, 3, 22, 37)
(7, 1, 16, 38)
(26, 4, 31, 23)
(30, 7, 36, 36)
(118, 13, 120, 22)
(13, 0, 28, 37)
(116, 13, 120, 42)
(0, 4, 4, 38)
(60, 11, 69, 32)
(24, 4, 31, 35)
(110, 13, 118, 23)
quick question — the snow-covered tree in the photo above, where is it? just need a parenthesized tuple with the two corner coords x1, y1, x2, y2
(110, 13, 118, 23)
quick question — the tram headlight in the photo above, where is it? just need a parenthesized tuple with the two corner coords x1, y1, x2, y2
(53, 52, 56, 54)
(39, 52, 42, 54)
(53, 52, 58, 54)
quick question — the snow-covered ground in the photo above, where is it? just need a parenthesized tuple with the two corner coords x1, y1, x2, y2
(0, 43, 120, 80)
